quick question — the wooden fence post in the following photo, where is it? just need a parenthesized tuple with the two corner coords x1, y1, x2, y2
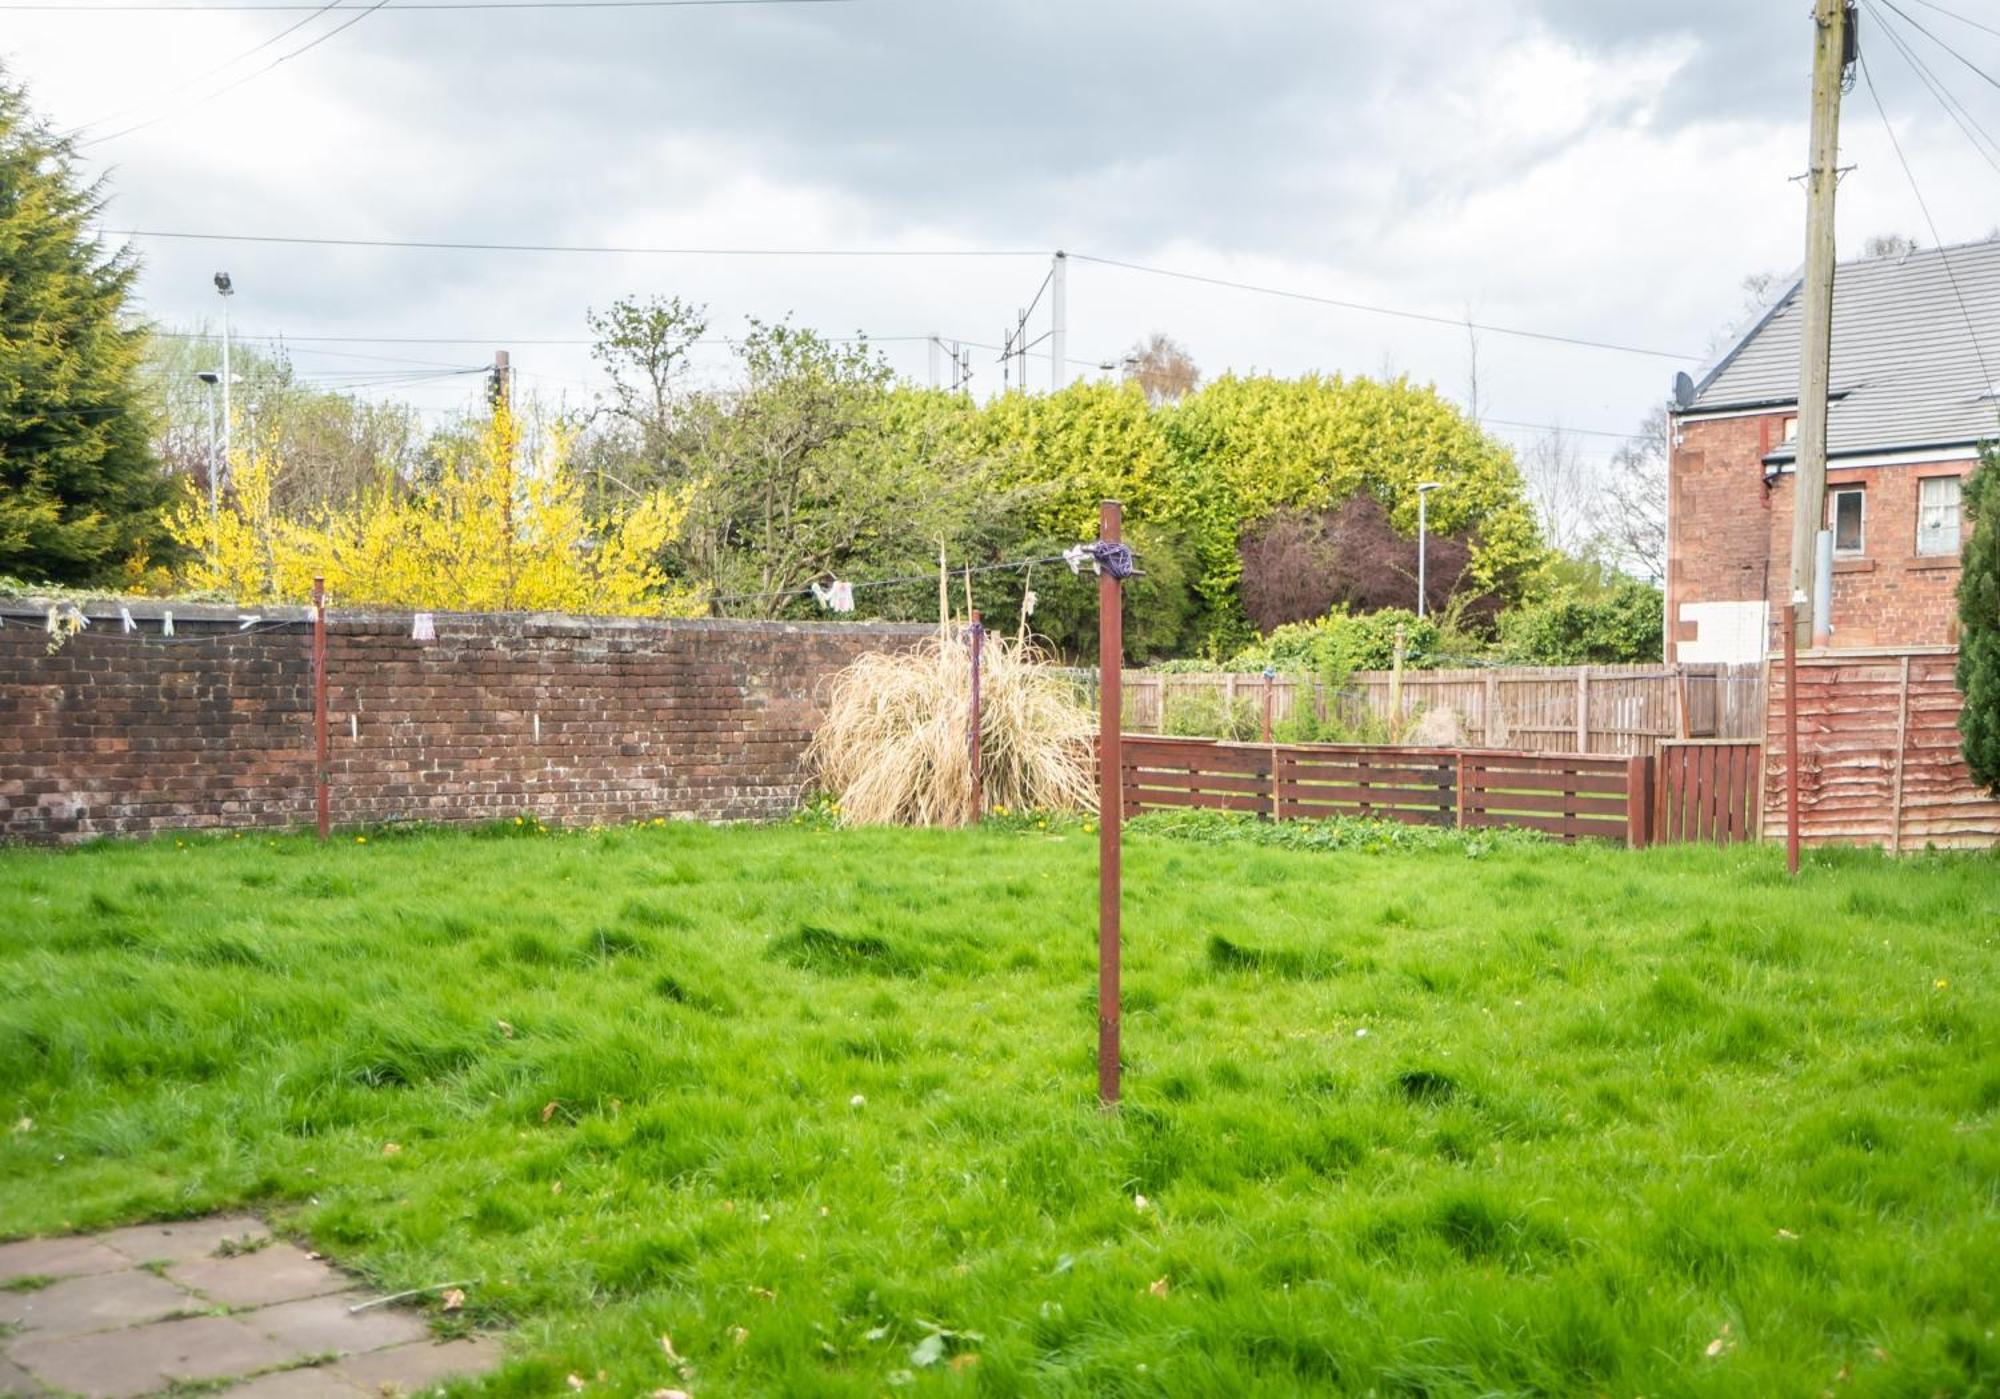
(1576, 671, 1590, 752)
(1483, 672, 1498, 746)
(1889, 654, 1911, 857)
(1625, 755, 1652, 849)
(1454, 751, 1468, 830)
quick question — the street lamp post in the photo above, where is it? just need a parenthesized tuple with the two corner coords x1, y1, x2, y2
(195, 370, 221, 533)
(1416, 481, 1443, 617)
(214, 272, 235, 492)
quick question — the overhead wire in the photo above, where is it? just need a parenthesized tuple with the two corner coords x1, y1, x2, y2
(1855, 46, 2000, 425)
(1065, 253, 1702, 362)
(1902, 0, 2000, 40)
(102, 228, 1047, 257)
(1863, 0, 2000, 176)
(68, 0, 349, 137)
(6, 0, 847, 9)
(1870, 0, 2000, 95)
(80, 0, 393, 147)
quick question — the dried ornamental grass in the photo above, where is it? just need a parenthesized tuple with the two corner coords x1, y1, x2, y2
(810, 626, 1098, 826)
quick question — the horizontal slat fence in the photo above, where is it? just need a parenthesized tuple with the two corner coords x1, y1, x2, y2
(1458, 751, 1649, 844)
(1121, 735, 1654, 845)
(1113, 663, 1765, 756)
(1655, 741, 1761, 844)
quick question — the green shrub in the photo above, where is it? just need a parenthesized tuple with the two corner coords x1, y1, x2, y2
(1496, 580, 1662, 664)
(1958, 445, 2000, 791)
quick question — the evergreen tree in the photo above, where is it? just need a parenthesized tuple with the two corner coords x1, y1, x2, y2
(1957, 445, 2000, 791)
(0, 71, 167, 584)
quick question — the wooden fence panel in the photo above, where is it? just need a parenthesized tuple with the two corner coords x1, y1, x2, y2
(1655, 740, 1761, 844)
(1117, 735, 1651, 844)
(1458, 751, 1643, 844)
(1116, 663, 1766, 756)
(1762, 646, 2000, 851)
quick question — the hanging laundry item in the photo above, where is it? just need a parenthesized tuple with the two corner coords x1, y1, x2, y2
(119, 607, 137, 633)
(1062, 541, 1140, 580)
(412, 612, 437, 642)
(810, 580, 855, 614)
(161, 611, 174, 637)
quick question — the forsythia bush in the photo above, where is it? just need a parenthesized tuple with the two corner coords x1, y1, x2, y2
(171, 408, 703, 616)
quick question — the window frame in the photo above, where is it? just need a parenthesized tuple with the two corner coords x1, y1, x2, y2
(1915, 474, 1963, 558)
(1830, 486, 1866, 557)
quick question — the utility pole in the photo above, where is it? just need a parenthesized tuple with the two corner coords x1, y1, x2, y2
(1790, 0, 1853, 648)
(214, 271, 234, 492)
(489, 349, 512, 411)
(1050, 250, 1068, 393)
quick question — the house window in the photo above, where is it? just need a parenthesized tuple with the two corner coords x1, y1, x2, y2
(1831, 487, 1865, 555)
(1917, 475, 1962, 556)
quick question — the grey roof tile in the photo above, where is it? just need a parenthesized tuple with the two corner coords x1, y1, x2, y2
(1687, 239, 2000, 458)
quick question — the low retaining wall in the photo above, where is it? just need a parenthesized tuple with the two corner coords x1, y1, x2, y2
(0, 599, 926, 843)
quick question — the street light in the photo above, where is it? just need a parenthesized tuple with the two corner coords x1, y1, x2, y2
(1416, 481, 1444, 618)
(213, 272, 235, 496)
(194, 370, 221, 530)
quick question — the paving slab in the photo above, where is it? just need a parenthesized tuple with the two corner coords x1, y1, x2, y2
(249, 1292, 431, 1358)
(0, 1237, 131, 1284)
(11, 1313, 294, 1399)
(224, 1367, 369, 1396)
(332, 1337, 502, 1396)
(170, 1242, 348, 1308)
(0, 1269, 194, 1337)
(97, 1214, 270, 1266)
(0, 1354, 47, 1396)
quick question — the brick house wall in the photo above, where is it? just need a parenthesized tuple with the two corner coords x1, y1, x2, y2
(1667, 412, 1971, 659)
(0, 604, 928, 843)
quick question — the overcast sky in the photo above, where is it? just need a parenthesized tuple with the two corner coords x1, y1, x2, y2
(9, 0, 2000, 463)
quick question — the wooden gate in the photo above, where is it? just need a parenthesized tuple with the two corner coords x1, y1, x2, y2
(1655, 740, 1761, 844)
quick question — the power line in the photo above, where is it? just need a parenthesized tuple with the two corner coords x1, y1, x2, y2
(1863, 0, 2000, 176)
(69, 0, 348, 135)
(1871, 0, 2000, 95)
(1856, 48, 2000, 425)
(5, 0, 847, 9)
(102, 228, 1045, 257)
(81, 0, 392, 147)
(1066, 253, 1701, 362)
(1903, 0, 2000, 39)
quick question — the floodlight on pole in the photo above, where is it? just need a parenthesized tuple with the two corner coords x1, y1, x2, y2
(214, 272, 235, 498)
(1416, 481, 1444, 618)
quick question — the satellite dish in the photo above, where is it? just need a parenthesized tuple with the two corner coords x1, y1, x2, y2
(1672, 370, 1696, 409)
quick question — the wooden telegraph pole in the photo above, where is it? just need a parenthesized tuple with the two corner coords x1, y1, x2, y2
(1790, 0, 1852, 647)
(1097, 501, 1124, 1109)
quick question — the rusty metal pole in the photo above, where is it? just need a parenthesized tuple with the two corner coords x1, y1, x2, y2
(313, 575, 330, 841)
(1098, 501, 1124, 1109)
(1784, 601, 1801, 877)
(968, 609, 984, 824)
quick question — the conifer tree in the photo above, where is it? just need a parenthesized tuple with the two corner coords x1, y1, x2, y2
(1957, 445, 2000, 791)
(0, 71, 168, 584)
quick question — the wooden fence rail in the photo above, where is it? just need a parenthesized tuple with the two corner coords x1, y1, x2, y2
(1121, 735, 1664, 845)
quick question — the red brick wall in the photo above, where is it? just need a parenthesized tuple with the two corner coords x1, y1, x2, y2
(0, 605, 928, 843)
(1668, 413, 1969, 655)
(1666, 414, 1782, 659)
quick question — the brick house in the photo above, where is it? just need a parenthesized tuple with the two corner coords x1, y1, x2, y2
(1665, 239, 2000, 663)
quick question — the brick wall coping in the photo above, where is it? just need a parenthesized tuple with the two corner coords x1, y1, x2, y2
(0, 595, 932, 640)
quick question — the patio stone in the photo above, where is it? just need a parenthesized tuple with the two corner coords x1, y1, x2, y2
(97, 1214, 270, 1266)
(11, 1313, 292, 1399)
(170, 1243, 348, 1308)
(225, 1366, 369, 1396)
(0, 1237, 130, 1284)
(0, 1269, 193, 1337)
(332, 1337, 503, 1395)
(249, 1292, 432, 1357)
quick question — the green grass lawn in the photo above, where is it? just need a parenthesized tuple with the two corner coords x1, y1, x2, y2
(1, 816, 1996, 1398)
